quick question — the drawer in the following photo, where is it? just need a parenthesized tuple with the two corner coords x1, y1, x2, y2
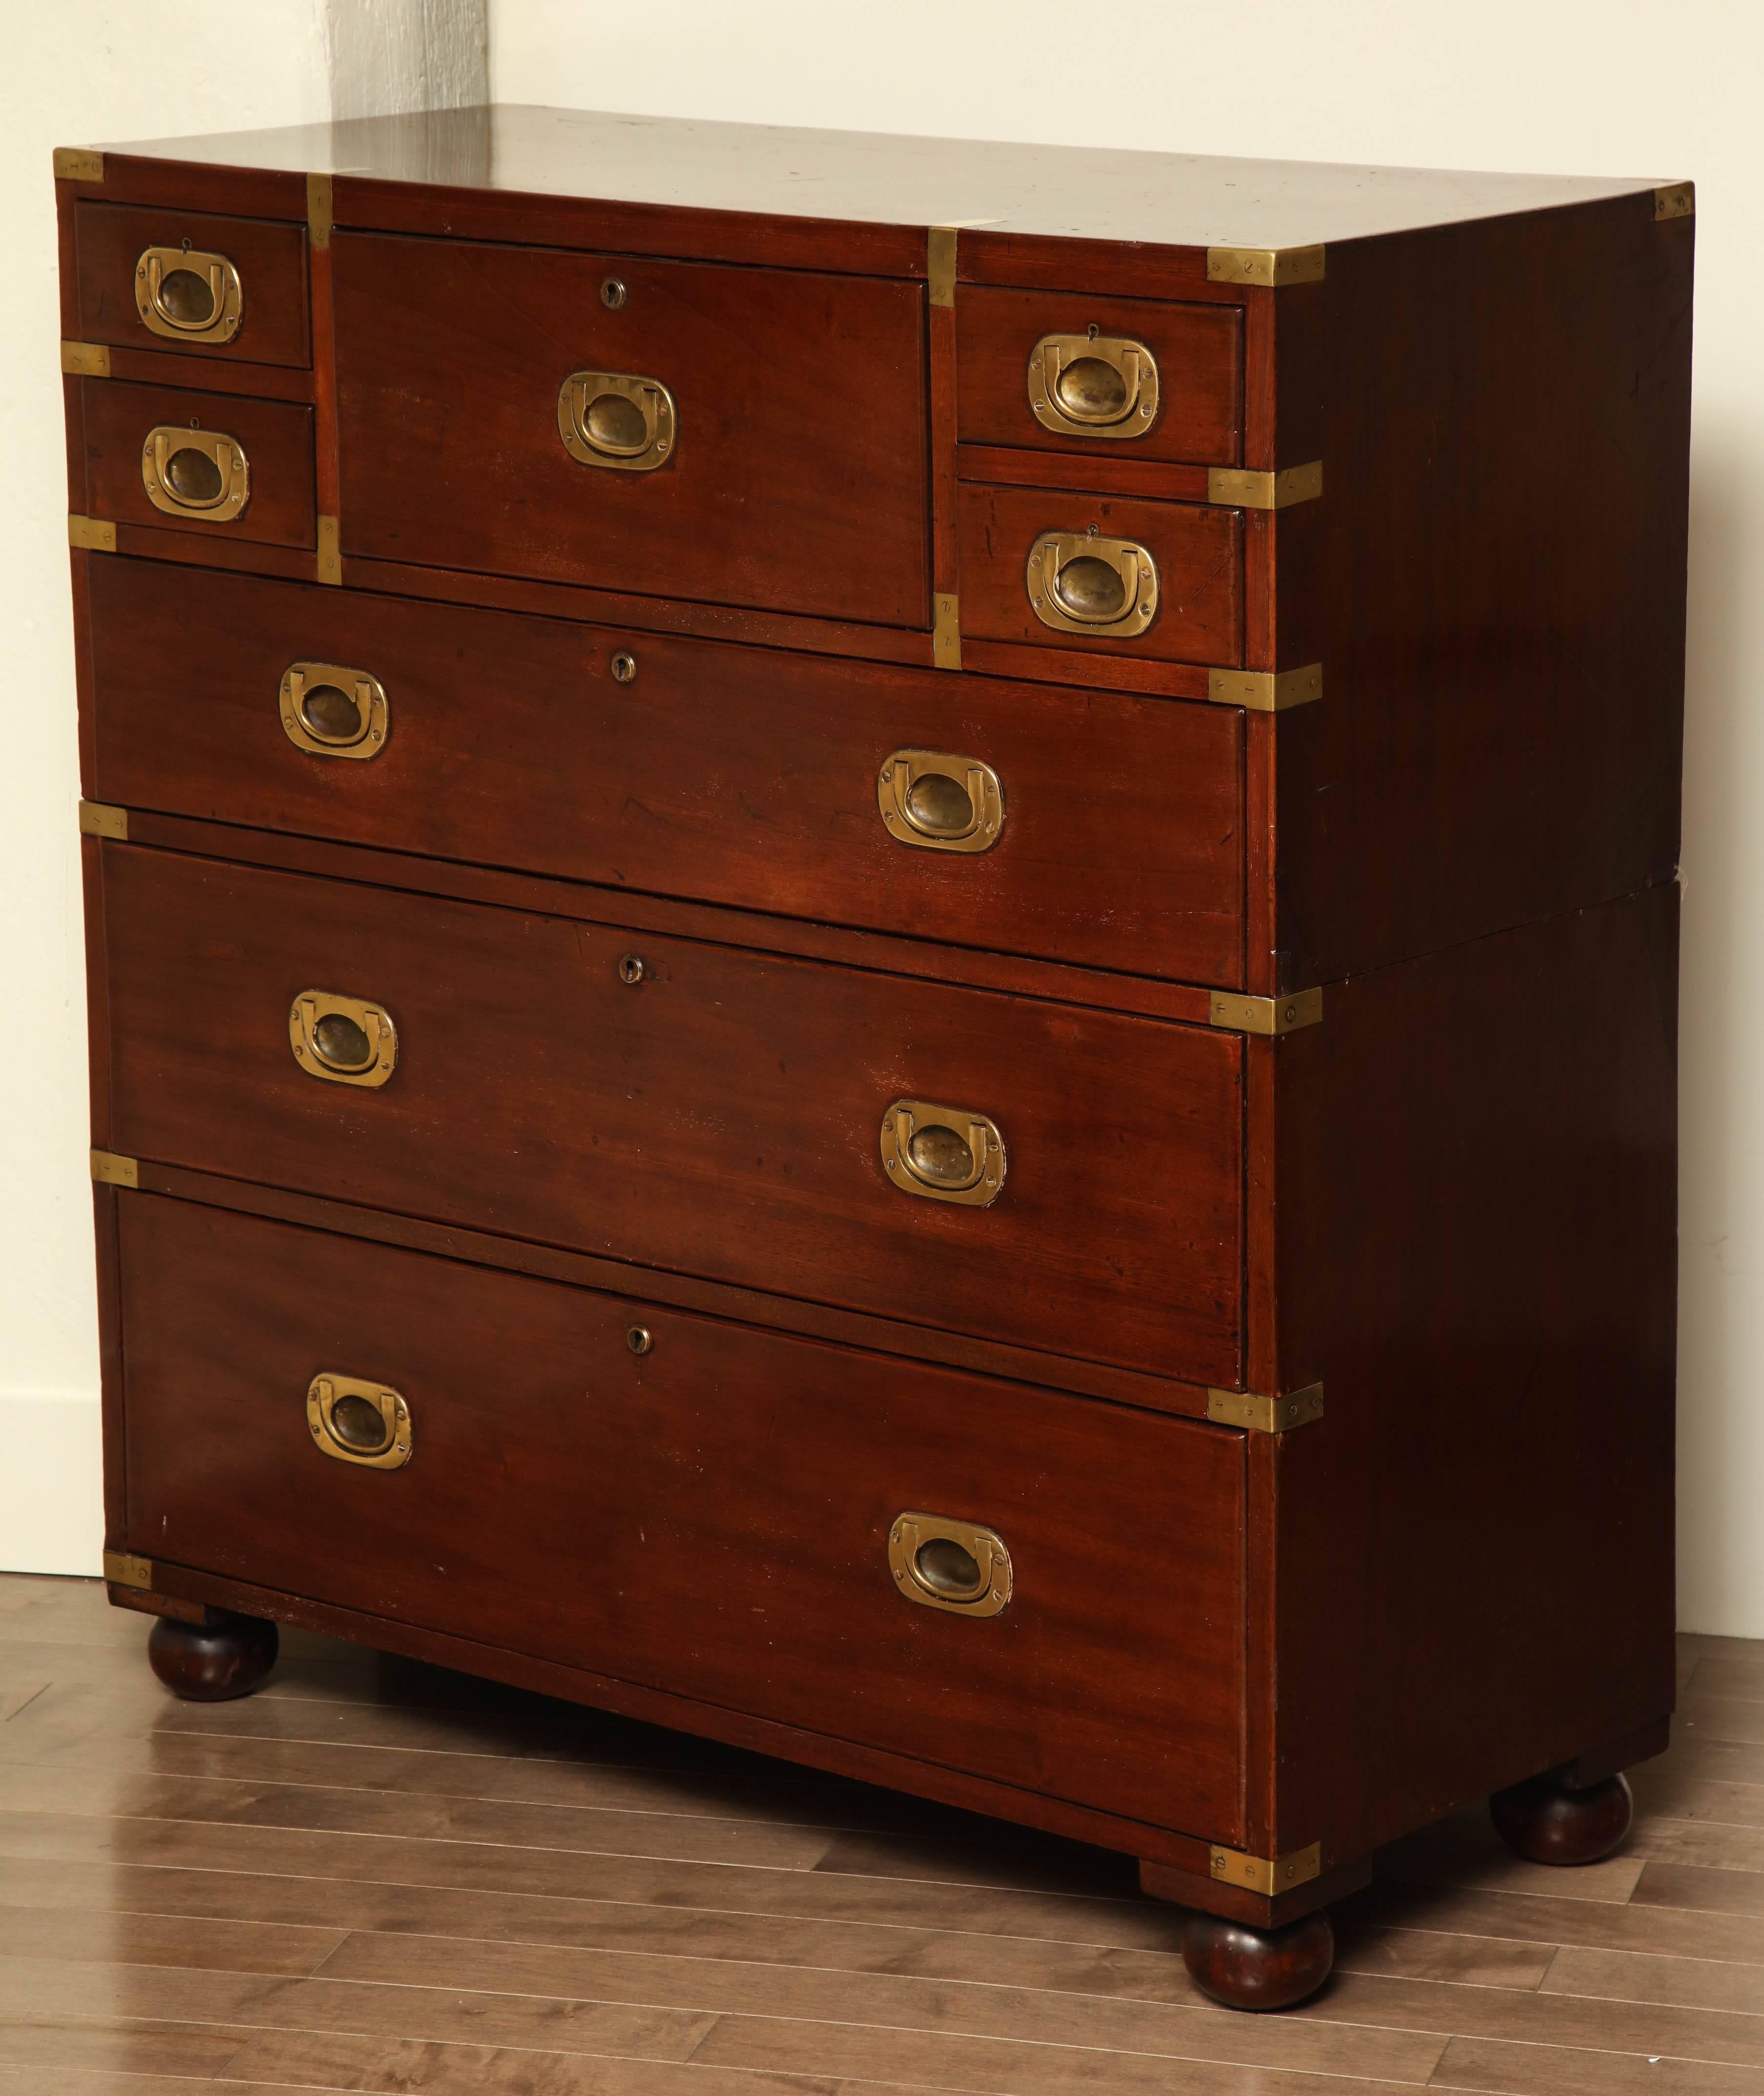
(85, 559, 1247, 988)
(957, 287, 1242, 466)
(958, 483, 1240, 667)
(74, 201, 310, 367)
(120, 1195, 1248, 1839)
(333, 233, 931, 628)
(102, 846, 1245, 1384)
(79, 380, 315, 549)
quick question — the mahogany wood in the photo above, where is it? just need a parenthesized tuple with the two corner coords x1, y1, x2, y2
(958, 443, 1215, 504)
(78, 378, 315, 549)
(85, 557, 1246, 987)
(1489, 1770, 1635, 1866)
(73, 199, 311, 367)
(956, 482, 1241, 667)
(100, 842, 1246, 1384)
(145, 1610, 279, 1700)
(120, 1193, 1248, 1835)
(331, 232, 930, 627)
(1180, 1909, 1335, 2012)
(956, 286, 1241, 466)
(97, 345, 317, 403)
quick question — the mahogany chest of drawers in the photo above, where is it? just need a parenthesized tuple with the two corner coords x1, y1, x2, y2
(57, 108, 1692, 2009)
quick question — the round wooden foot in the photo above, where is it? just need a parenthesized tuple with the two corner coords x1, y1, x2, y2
(1182, 1908, 1334, 2011)
(146, 1612, 279, 1702)
(1490, 1770, 1633, 1865)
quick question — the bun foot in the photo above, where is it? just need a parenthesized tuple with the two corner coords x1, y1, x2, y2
(1490, 1769, 1634, 1865)
(1182, 1908, 1334, 2011)
(147, 1611, 279, 1702)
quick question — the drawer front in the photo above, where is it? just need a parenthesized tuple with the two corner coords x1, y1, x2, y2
(333, 233, 931, 628)
(957, 288, 1242, 466)
(120, 1196, 1248, 1839)
(80, 380, 315, 549)
(958, 483, 1240, 666)
(103, 846, 1245, 1384)
(75, 201, 311, 367)
(86, 558, 1247, 988)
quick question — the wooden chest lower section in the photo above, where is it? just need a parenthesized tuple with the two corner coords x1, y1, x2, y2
(119, 1193, 1249, 1841)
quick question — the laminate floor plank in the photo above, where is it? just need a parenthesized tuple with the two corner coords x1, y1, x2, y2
(1543, 1942, 1764, 2013)
(1682, 1698, 1764, 1749)
(1631, 1770, 1764, 1831)
(1428, 2033, 1764, 2094)
(1633, 1865, 1764, 1920)
(0, 1899, 345, 1976)
(1374, 1810, 1648, 1903)
(1689, 1658, 1764, 1702)
(1350, 1878, 1764, 1965)
(0, 2060, 948, 2096)
(0, 2019, 248, 2078)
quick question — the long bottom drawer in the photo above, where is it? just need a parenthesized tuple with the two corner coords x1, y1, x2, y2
(119, 1194, 1248, 1841)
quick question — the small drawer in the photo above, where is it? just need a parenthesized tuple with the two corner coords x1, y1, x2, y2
(120, 1195, 1248, 1840)
(85, 559, 1248, 989)
(333, 232, 931, 628)
(79, 380, 315, 549)
(958, 483, 1240, 667)
(75, 201, 310, 367)
(957, 287, 1242, 466)
(101, 844, 1246, 1385)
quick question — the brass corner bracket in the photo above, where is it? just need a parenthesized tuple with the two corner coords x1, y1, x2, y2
(102, 1550, 153, 1590)
(927, 226, 957, 308)
(61, 341, 110, 379)
(90, 1150, 139, 1189)
(53, 147, 104, 184)
(68, 515, 117, 554)
(1208, 463, 1323, 510)
(1654, 183, 1694, 222)
(78, 800, 128, 840)
(1207, 244, 1324, 288)
(1207, 1384, 1324, 1434)
(1208, 665, 1323, 713)
(1209, 987, 1323, 1036)
(307, 172, 334, 248)
(1210, 1841, 1322, 1894)
(933, 592, 961, 671)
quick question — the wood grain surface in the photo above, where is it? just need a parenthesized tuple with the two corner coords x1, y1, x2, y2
(73, 199, 311, 368)
(0, 1574, 1756, 2093)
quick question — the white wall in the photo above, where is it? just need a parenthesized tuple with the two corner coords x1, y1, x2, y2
(490, 0, 1763, 1635)
(2, 2, 485, 1577)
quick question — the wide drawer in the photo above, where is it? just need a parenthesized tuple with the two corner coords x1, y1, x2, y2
(74, 200, 311, 367)
(101, 845, 1245, 1384)
(958, 483, 1240, 666)
(957, 287, 1242, 467)
(120, 1195, 1247, 1839)
(85, 558, 1246, 988)
(78, 379, 315, 549)
(333, 232, 931, 628)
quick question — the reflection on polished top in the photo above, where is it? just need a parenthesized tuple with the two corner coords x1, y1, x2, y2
(86, 102, 1662, 249)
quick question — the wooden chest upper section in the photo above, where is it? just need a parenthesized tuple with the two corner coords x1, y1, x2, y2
(56, 109, 1693, 991)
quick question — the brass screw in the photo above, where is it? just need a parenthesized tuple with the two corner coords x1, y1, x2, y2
(626, 1324, 652, 1355)
(601, 276, 627, 309)
(610, 651, 638, 684)
(619, 954, 646, 985)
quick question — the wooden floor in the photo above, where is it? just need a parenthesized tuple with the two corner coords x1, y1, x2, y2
(0, 1576, 1760, 2094)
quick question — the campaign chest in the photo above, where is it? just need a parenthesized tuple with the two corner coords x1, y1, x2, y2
(57, 108, 1691, 2007)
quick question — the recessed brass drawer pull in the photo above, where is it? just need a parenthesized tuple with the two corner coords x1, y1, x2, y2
(280, 662, 389, 758)
(1027, 529, 1157, 637)
(134, 245, 243, 344)
(307, 1373, 412, 1469)
(880, 1099, 1005, 1207)
(877, 750, 1003, 854)
(558, 370, 678, 472)
(1027, 332, 1159, 439)
(888, 1512, 1013, 1616)
(289, 990, 398, 1088)
(141, 426, 249, 522)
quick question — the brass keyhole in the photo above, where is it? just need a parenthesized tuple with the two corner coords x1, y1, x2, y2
(312, 1011, 373, 1070)
(619, 955, 646, 985)
(610, 651, 638, 684)
(157, 267, 217, 326)
(601, 276, 628, 309)
(329, 1392, 390, 1451)
(164, 446, 223, 504)
(914, 1536, 984, 1599)
(1053, 555, 1127, 619)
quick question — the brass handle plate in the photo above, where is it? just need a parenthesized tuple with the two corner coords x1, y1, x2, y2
(880, 1098, 1005, 1207)
(134, 246, 243, 344)
(307, 1373, 412, 1469)
(888, 1512, 1013, 1617)
(877, 750, 1003, 854)
(557, 370, 678, 472)
(141, 426, 249, 522)
(1027, 530, 1158, 637)
(289, 990, 398, 1088)
(1027, 333, 1160, 439)
(280, 662, 389, 759)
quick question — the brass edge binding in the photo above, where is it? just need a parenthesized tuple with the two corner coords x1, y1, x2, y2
(1210, 1841, 1323, 1894)
(933, 592, 961, 671)
(1207, 244, 1325, 288)
(1207, 1384, 1325, 1434)
(53, 147, 104, 184)
(1208, 665, 1323, 713)
(1208, 462, 1323, 510)
(60, 341, 110, 378)
(317, 515, 343, 586)
(1654, 182, 1694, 222)
(927, 226, 957, 308)
(307, 171, 334, 248)
(68, 515, 117, 554)
(90, 1150, 139, 1189)
(1209, 987, 1323, 1035)
(102, 1551, 153, 1590)
(78, 800, 128, 840)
